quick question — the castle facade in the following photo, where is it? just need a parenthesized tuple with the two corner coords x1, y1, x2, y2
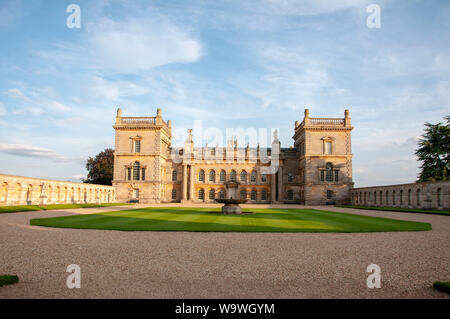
(112, 108, 354, 205)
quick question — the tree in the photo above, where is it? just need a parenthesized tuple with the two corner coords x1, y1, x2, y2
(83, 148, 114, 185)
(415, 116, 449, 182)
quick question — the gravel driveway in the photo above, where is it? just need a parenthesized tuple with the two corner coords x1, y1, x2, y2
(0, 205, 449, 298)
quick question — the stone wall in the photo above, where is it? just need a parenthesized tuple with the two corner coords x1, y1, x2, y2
(350, 180, 450, 210)
(0, 174, 115, 206)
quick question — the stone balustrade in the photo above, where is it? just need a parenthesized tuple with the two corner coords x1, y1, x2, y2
(0, 174, 115, 206)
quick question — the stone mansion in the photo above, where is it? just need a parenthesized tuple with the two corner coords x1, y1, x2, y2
(112, 108, 354, 205)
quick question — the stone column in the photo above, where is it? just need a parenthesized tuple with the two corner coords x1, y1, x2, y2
(189, 165, 194, 201)
(278, 166, 283, 203)
(182, 165, 188, 200)
(271, 173, 276, 203)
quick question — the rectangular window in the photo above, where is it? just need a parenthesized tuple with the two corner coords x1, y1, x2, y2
(141, 168, 145, 181)
(127, 168, 131, 180)
(320, 170, 325, 182)
(134, 140, 141, 153)
(133, 189, 139, 199)
(261, 174, 267, 183)
(327, 190, 333, 200)
(326, 170, 333, 182)
(334, 170, 339, 182)
(324, 141, 332, 154)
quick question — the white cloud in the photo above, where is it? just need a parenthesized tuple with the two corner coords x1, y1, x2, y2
(5, 88, 25, 98)
(39, 15, 203, 75)
(0, 144, 67, 162)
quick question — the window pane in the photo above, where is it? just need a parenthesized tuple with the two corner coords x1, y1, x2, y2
(209, 189, 215, 199)
(141, 168, 145, 181)
(172, 170, 177, 181)
(220, 171, 226, 182)
(172, 189, 176, 200)
(133, 162, 140, 180)
(134, 140, 141, 153)
(334, 170, 339, 182)
(240, 190, 246, 200)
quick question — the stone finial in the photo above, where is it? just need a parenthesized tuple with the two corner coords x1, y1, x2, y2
(304, 108, 310, 118)
(167, 120, 171, 127)
(273, 129, 279, 141)
(117, 108, 122, 117)
(186, 128, 193, 142)
(295, 120, 299, 128)
(156, 108, 162, 117)
(344, 109, 351, 126)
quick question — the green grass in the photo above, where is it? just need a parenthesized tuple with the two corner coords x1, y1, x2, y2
(0, 203, 130, 214)
(29, 207, 431, 233)
(339, 205, 450, 216)
(0, 275, 19, 287)
(433, 281, 450, 294)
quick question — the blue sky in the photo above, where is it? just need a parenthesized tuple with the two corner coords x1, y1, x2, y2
(0, 0, 449, 187)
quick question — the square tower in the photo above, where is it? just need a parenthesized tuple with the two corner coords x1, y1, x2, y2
(293, 109, 354, 205)
(112, 108, 172, 203)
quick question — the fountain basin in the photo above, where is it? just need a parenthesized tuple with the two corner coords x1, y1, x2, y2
(215, 198, 247, 214)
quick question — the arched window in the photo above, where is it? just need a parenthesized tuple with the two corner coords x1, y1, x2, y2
(230, 170, 237, 182)
(172, 170, 177, 181)
(219, 189, 225, 199)
(416, 189, 420, 206)
(133, 162, 140, 180)
(379, 191, 382, 205)
(261, 190, 267, 201)
(408, 189, 411, 205)
(251, 189, 256, 201)
(374, 191, 377, 204)
(198, 189, 204, 200)
(209, 170, 215, 182)
(392, 190, 396, 205)
(386, 191, 389, 205)
(172, 189, 177, 200)
(400, 190, 403, 205)
(325, 163, 333, 182)
(250, 171, 257, 183)
(240, 189, 247, 200)
(199, 169, 205, 182)
(220, 170, 226, 182)
(261, 174, 267, 183)
(287, 190, 294, 200)
(209, 189, 215, 200)
(240, 170, 247, 183)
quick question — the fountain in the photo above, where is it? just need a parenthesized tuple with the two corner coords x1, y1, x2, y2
(215, 181, 248, 214)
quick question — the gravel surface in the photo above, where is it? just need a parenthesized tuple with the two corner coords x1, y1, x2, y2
(0, 205, 449, 299)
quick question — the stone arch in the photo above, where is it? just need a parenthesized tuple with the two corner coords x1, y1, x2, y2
(1, 181, 8, 203)
(208, 188, 215, 200)
(208, 169, 216, 183)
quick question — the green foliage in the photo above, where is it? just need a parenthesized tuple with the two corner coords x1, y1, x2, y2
(415, 116, 450, 182)
(83, 148, 114, 185)
(433, 281, 450, 294)
(0, 275, 19, 287)
(30, 207, 431, 233)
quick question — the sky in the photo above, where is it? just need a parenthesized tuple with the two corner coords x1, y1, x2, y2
(0, 0, 449, 187)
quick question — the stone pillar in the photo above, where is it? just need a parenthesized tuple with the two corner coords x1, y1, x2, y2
(182, 165, 188, 201)
(278, 166, 283, 203)
(189, 165, 194, 201)
(271, 173, 276, 203)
